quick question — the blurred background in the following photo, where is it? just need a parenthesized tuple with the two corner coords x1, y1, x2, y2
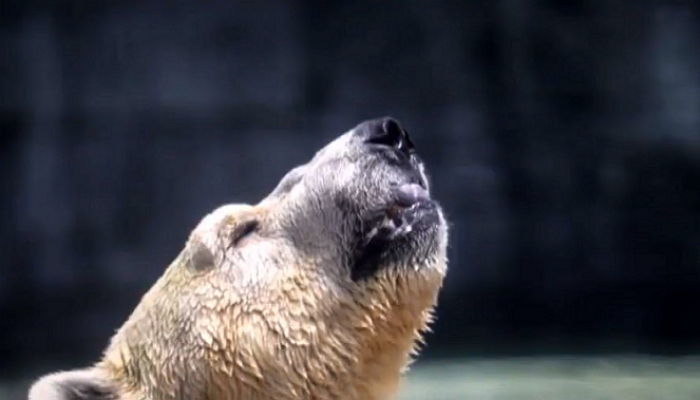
(2, 1, 699, 399)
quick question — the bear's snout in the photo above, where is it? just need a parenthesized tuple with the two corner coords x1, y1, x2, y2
(355, 116, 415, 158)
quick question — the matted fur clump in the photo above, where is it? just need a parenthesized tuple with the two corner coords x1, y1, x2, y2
(29, 117, 448, 400)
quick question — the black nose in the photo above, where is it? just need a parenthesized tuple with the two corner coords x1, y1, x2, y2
(357, 117, 415, 155)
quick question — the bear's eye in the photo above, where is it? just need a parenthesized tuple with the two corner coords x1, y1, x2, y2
(230, 219, 259, 247)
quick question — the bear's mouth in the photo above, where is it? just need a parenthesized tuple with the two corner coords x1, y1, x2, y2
(352, 183, 440, 280)
(364, 183, 438, 242)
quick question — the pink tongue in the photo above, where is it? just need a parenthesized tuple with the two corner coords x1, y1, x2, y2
(395, 183, 429, 207)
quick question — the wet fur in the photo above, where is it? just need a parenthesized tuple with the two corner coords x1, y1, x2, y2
(29, 119, 448, 400)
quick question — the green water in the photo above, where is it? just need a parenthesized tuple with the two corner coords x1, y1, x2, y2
(4, 356, 700, 400)
(398, 356, 700, 400)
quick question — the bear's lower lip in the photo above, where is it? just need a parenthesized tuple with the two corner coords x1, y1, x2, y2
(352, 200, 440, 281)
(387, 200, 439, 236)
(363, 195, 439, 246)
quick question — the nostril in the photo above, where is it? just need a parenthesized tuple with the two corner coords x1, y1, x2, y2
(382, 118, 403, 143)
(364, 117, 403, 147)
(364, 117, 415, 155)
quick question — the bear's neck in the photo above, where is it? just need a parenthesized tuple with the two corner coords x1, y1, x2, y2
(98, 262, 441, 400)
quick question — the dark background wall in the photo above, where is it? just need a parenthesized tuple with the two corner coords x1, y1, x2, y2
(1, 0, 699, 378)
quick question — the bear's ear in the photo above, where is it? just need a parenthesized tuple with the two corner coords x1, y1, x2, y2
(184, 204, 260, 271)
(28, 369, 117, 400)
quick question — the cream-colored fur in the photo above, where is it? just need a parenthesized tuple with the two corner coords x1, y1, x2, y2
(90, 203, 446, 400)
(29, 118, 448, 400)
